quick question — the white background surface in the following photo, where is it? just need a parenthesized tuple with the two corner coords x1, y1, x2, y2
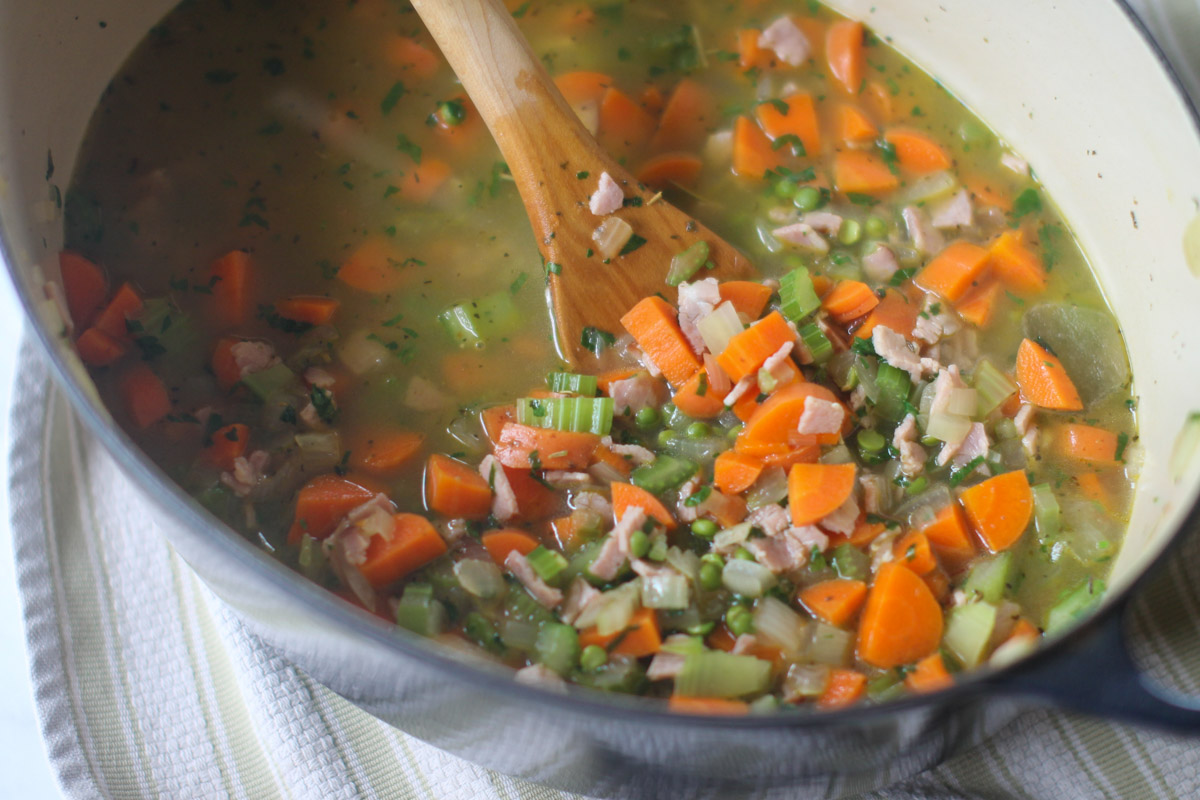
(0, 270, 64, 797)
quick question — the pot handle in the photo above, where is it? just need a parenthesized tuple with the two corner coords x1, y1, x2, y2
(996, 600, 1200, 731)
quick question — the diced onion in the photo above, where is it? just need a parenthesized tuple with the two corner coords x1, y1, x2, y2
(898, 170, 958, 204)
(895, 484, 953, 529)
(641, 573, 690, 610)
(592, 217, 634, 259)
(925, 411, 972, 444)
(782, 663, 830, 700)
(574, 580, 640, 634)
(752, 596, 809, 654)
(807, 622, 854, 665)
(947, 387, 978, 418)
(721, 559, 777, 598)
(697, 301, 743, 356)
(454, 559, 506, 599)
(713, 521, 753, 551)
(745, 468, 789, 510)
(665, 546, 700, 585)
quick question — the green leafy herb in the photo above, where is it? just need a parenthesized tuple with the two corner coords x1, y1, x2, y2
(380, 81, 407, 115)
(396, 133, 422, 164)
(1011, 188, 1042, 223)
(258, 304, 313, 334)
(620, 234, 648, 255)
(580, 327, 616, 356)
(771, 134, 806, 156)
(309, 386, 338, 424)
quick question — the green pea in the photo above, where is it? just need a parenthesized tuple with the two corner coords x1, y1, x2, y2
(774, 179, 799, 199)
(864, 215, 889, 239)
(686, 421, 710, 439)
(635, 406, 660, 430)
(437, 99, 467, 126)
(838, 219, 863, 246)
(629, 530, 650, 559)
(734, 547, 755, 562)
(700, 552, 725, 569)
(699, 561, 723, 591)
(686, 620, 716, 636)
(580, 644, 607, 671)
(793, 185, 822, 212)
(857, 428, 886, 452)
(726, 604, 755, 636)
(657, 430, 677, 448)
(727, 424, 744, 441)
(691, 518, 718, 538)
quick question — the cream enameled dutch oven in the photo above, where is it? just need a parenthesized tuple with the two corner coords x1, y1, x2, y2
(2, 1, 1200, 797)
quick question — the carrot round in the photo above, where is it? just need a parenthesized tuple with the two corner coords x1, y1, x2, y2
(904, 652, 953, 694)
(787, 462, 857, 526)
(737, 382, 842, 457)
(717, 281, 772, 320)
(826, 20, 866, 94)
(918, 502, 976, 571)
(554, 71, 613, 108)
(210, 250, 251, 329)
(1054, 423, 1119, 464)
(494, 423, 600, 470)
(75, 327, 128, 367)
(857, 562, 944, 669)
(650, 78, 718, 154)
(668, 696, 750, 715)
(954, 279, 1003, 328)
(713, 451, 764, 495)
(716, 311, 795, 384)
(274, 295, 340, 326)
(836, 103, 878, 145)
(398, 156, 451, 203)
(385, 35, 440, 79)
(816, 667, 867, 710)
(822, 280, 880, 324)
(351, 430, 425, 475)
(854, 287, 922, 341)
(833, 150, 898, 196)
(579, 607, 661, 657)
(755, 92, 821, 157)
(1015, 338, 1083, 411)
(92, 283, 144, 342)
(959, 470, 1034, 553)
(424, 453, 492, 519)
(672, 370, 725, 419)
(620, 296, 702, 387)
(732, 116, 786, 179)
(210, 336, 244, 391)
(287, 474, 382, 545)
(634, 153, 703, 191)
(883, 128, 952, 174)
(358, 513, 447, 587)
(59, 251, 108, 329)
(502, 465, 559, 520)
(988, 230, 1047, 295)
(611, 481, 676, 529)
(117, 361, 171, 429)
(892, 530, 937, 575)
(914, 241, 991, 303)
(799, 578, 868, 627)
(203, 423, 250, 472)
(598, 87, 657, 159)
(480, 529, 541, 565)
(337, 236, 410, 294)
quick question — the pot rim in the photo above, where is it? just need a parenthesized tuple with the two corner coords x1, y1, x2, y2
(1, 0, 1198, 732)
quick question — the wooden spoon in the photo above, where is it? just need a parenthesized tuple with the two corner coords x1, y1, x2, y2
(410, 0, 755, 367)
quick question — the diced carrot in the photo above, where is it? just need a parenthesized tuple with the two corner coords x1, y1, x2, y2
(716, 311, 794, 384)
(398, 156, 451, 203)
(668, 696, 750, 715)
(847, 519, 887, 548)
(424, 453, 492, 519)
(919, 503, 976, 571)
(671, 370, 724, 419)
(75, 327, 128, 367)
(905, 652, 953, 694)
(883, 128, 952, 174)
(817, 668, 867, 710)
(966, 175, 1013, 212)
(210, 250, 251, 329)
(59, 251, 108, 329)
(822, 280, 879, 324)
(892, 530, 937, 575)
(713, 451, 764, 495)
(717, 281, 772, 319)
(337, 236, 412, 294)
(787, 462, 857, 526)
(988, 230, 1047, 295)
(1015, 338, 1083, 411)
(635, 153, 703, 191)
(351, 430, 425, 475)
(480, 529, 541, 565)
(550, 515, 585, 552)
(384, 35, 440, 79)
(854, 287, 923, 341)
(494, 423, 600, 470)
(274, 295, 340, 326)
(826, 20, 865, 94)
(1054, 423, 1119, 464)
(359, 512, 448, 587)
(736, 382, 843, 455)
(210, 336, 243, 391)
(579, 607, 661, 657)
(960, 470, 1034, 553)
(737, 29, 774, 72)
(759, 446, 821, 470)
(731, 387, 762, 423)
(202, 423, 250, 472)
(590, 445, 633, 480)
(709, 491, 749, 528)
(611, 481, 675, 529)
(999, 392, 1023, 419)
(1007, 617, 1041, 644)
(93, 283, 144, 342)
(554, 71, 613, 108)
(596, 368, 640, 395)
(732, 116, 786, 180)
(798, 578, 868, 627)
(1075, 472, 1113, 512)
(650, 78, 718, 154)
(287, 474, 383, 545)
(598, 87, 657, 159)
(857, 562, 943, 668)
(620, 296, 702, 387)
(480, 404, 516, 445)
(755, 92, 821, 157)
(503, 465, 560, 521)
(117, 361, 171, 430)
(863, 80, 894, 122)
(954, 278, 1004, 328)
(914, 241, 991, 303)
(833, 150, 898, 196)
(836, 103, 878, 145)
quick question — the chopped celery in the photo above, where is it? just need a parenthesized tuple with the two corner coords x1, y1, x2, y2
(778, 266, 822, 322)
(1031, 483, 1062, 539)
(807, 622, 853, 665)
(797, 321, 833, 364)
(752, 596, 809, 654)
(516, 396, 614, 435)
(438, 290, 522, 347)
(572, 654, 647, 694)
(130, 297, 202, 365)
(504, 580, 556, 625)
(500, 617, 540, 652)
(660, 634, 706, 656)
(831, 543, 870, 581)
(641, 571, 690, 609)
(666, 241, 711, 286)
(526, 546, 568, 584)
(960, 552, 1011, 604)
(971, 358, 1017, 416)
(464, 612, 504, 654)
(297, 533, 328, 583)
(697, 301, 743, 355)
(630, 454, 698, 493)
(241, 362, 300, 401)
(867, 671, 907, 702)
(535, 622, 580, 676)
(675, 651, 772, 698)
(1045, 579, 1106, 634)
(722, 559, 777, 598)
(546, 371, 599, 396)
(943, 601, 998, 669)
(873, 363, 912, 422)
(395, 583, 446, 637)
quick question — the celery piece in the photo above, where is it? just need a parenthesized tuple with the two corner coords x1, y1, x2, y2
(721, 559, 777, 598)
(660, 634, 707, 656)
(526, 545, 568, 584)
(131, 297, 201, 364)
(960, 552, 1011, 604)
(696, 301, 743, 355)
(778, 266, 821, 322)
(516, 396, 614, 435)
(438, 289, 522, 347)
(395, 583, 446, 637)
(971, 358, 1017, 416)
(464, 612, 504, 655)
(546, 371, 598, 396)
(630, 454, 698, 494)
(572, 654, 647, 694)
(240, 362, 300, 401)
(807, 622, 854, 666)
(194, 483, 233, 519)
(1031, 483, 1062, 539)
(666, 241, 711, 286)
(504, 580, 556, 625)
(797, 321, 833, 364)
(943, 601, 998, 669)
(831, 543, 870, 581)
(535, 622, 580, 676)
(1045, 579, 1106, 634)
(675, 651, 772, 698)
(867, 671, 907, 702)
(873, 363, 912, 422)
(297, 533, 328, 583)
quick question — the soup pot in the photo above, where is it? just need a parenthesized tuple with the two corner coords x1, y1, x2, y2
(3, 0, 1200, 796)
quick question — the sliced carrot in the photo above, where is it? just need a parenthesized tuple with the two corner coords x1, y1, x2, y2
(578, 607, 661, 657)
(892, 530, 937, 575)
(1015, 338, 1083, 411)
(210, 250, 251, 329)
(732, 116, 786, 180)
(736, 382, 842, 457)
(650, 78, 718, 154)
(708, 491, 749, 528)
(988, 230, 1047, 295)
(914, 241, 991, 303)
(788, 462, 857, 526)
(550, 515, 585, 552)
(359, 512, 447, 587)
(668, 696, 750, 715)
(713, 451, 764, 495)
(671, 369, 725, 419)
(424, 453, 492, 519)
(287, 474, 382, 545)
(717, 281, 772, 319)
(822, 280, 879, 324)
(611, 481, 676, 529)
(966, 175, 1013, 212)
(554, 71, 613, 107)
(202, 423, 250, 472)
(817, 668, 867, 710)
(759, 445, 821, 470)
(503, 465, 560, 520)
(93, 283, 144, 342)
(1054, 423, 1119, 464)
(351, 430, 425, 475)
(620, 296, 702, 387)
(857, 562, 944, 669)
(210, 336, 243, 391)
(640, 85, 665, 116)
(385, 35, 440, 79)
(905, 652, 953, 694)
(337, 236, 411, 294)
(862, 80, 895, 122)
(798, 579, 868, 627)
(480, 529, 541, 565)
(75, 327, 128, 366)
(954, 278, 1004, 328)
(494, 423, 600, 470)
(117, 361, 171, 429)
(598, 87, 657, 159)
(59, 251, 108, 329)
(635, 153, 703, 191)
(274, 295, 340, 326)
(847, 519, 888, 548)
(960, 470, 1034, 553)
(1075, 472, 1113, 512)
(833, 150, 898, 196)
(591, 443, 635, 478)
(826, 20, 865, 94)
(755, 92, 821, 157)
(731, 387, 763, 423)
(398, 156, 451, 203)
(480, 404, 516, 445)
(919, 503, 976, 571)
(737, 29, 774, 72)
(883, 128, 952, 174)
(1007, 617, 1041, 644)
(854, 287, 922, 341)
(836, 103, 878, 145)
(716, 311, 794, 384)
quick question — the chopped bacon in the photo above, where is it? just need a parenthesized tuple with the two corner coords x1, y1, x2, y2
(589, 171, 624, 215)
(758, 15, 811, 66)
(480, 455, 519, 522)
(796, 395, 845, 435)
(505, 551, 563, 608)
